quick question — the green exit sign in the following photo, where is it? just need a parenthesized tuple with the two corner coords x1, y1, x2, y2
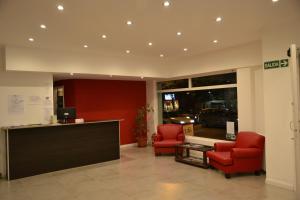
(264, 59, 289, 69)
(280, 59, 289, 67)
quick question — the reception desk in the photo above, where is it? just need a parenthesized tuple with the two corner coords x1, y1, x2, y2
(3, 120, 120, 180)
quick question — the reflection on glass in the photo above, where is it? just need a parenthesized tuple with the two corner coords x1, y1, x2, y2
(162, 88, 238, 140)
(192, 73, 236, 87)
(157, 79, 189, 90)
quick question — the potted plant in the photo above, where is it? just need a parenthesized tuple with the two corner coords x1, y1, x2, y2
(134, 104, 153, 147)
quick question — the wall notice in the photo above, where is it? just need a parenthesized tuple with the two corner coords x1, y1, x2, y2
(28, 96, 42, 105)
(8, 95, 25, 114)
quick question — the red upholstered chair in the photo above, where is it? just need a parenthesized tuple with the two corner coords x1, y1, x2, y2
(153, 124, 185, 156)
(207, 132, 265, 178)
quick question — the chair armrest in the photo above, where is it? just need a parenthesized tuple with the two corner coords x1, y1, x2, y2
(177, 133, 185, 142)
(231, 148, 262, 159)
(154, 134, 163, 142)
(214, 142, 235, 152)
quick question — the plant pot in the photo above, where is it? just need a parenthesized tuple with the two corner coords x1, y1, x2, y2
(136, 137, 147, 147)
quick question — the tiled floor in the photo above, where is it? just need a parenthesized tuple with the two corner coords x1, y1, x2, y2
(0, 147, 296, 200)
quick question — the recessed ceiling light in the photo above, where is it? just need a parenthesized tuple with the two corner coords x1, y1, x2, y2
(272, 0, 279, 2)
(126, 20, 133, 25)
(28, 38, 34, 42)
(101, 34, 107, 39)
(177, 32, 182, 36)
(213, 40, 218, 43)
(216, 17, 222, 22)
(163, 1, 170, 7)
(83, 44, 88, 48)
(183, 48, 188, 52)
(57, 4, 64, 11)
(160, 54, 164, 58)
(126, 50, 130, 54)
(148, 42, 153, 46)
(40, 24, 47, 29)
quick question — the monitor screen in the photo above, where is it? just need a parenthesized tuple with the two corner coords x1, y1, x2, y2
(164, 94, 175, 100)
(57, 107, 77, 120)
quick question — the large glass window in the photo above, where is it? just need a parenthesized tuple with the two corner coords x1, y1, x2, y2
(192, 73, 236, 87)
(161, 88, 238, 140)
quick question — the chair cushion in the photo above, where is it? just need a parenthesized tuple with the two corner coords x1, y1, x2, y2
(207, 151, 233, 166)
(154, 139, 183, 148)
(157, 124, 183, 140)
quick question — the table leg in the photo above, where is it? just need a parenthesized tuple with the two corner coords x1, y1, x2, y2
(203, 151, 208, 167)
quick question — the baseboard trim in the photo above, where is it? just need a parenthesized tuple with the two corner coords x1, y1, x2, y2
(265, 178, 295, 191)
(120, 143, 137, 148)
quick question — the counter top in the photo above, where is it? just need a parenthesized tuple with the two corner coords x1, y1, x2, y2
(2, 119, 123, 130)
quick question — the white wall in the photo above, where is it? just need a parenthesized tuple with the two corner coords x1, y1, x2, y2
(146, 80, 159, 143)
(236, 66, 265, 134)
(0, 72, 53, 126)
(237, 68, 255, 131)
(0, 54, 53, 176)
(262, 18, 300, 190)
(4, 41, 262, 79)
(168, 41, 262, 77)
(253, 67, 265, 134)
(5, 45, 168, 78)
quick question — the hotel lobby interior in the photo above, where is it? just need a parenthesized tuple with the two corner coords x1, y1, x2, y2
(0, 0, 300, 199)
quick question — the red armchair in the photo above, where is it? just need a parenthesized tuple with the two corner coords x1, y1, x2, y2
(207, 132, 265, 178)
(153, 124, 185, 156)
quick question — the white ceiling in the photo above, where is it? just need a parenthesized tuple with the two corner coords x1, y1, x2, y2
(0, 0, 299, 58)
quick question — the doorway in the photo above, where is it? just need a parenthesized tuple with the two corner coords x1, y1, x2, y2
(53, 86, 65, 115)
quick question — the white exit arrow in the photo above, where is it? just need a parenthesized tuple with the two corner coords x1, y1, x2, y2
(281, 60, 288, 67)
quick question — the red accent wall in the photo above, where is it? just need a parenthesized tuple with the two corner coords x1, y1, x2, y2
(55, 79, 146, 145)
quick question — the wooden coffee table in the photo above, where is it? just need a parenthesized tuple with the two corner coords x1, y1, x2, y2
(175, 143, 214, 168)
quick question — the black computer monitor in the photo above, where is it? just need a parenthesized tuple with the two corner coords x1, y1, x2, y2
(57, 107, 77, 122)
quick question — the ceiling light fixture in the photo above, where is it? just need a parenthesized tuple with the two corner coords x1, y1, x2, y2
(101, 34, 107, 39)
(83, 44, 88, 48)
(216, 17, 222, 22)
(28, 38, 34, 42)
(148, 42, 153, 46)
(40, 24, 47, 29)
(213, 40, 218, 43)
(163, 1, 170, 7)
(57, 4, 64, 11)
(126, 20, 133, 25)
(126, 50, 130, 54)
(160, 54, 164, 58)
(272, 0, 279, 2)
(177, 32, 182, 36)
(183, 48, 188, 52)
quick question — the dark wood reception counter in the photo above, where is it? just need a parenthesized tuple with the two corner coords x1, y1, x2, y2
(3, 120, 120, 180)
